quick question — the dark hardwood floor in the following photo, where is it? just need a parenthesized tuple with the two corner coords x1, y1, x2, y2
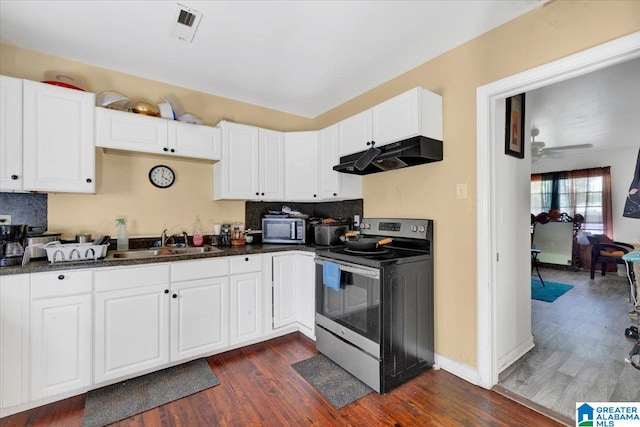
(1, 333, 563, 427)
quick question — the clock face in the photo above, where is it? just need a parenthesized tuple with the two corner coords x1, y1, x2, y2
(149, 165, 175, 188)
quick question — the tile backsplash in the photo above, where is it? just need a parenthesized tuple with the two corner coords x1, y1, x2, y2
(0, 192, 48, 230)
(245, 199, 363, 230)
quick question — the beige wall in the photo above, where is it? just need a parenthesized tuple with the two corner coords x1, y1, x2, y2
(313, 1, 640, 366)
(0, 43, 315, 238)
(1, 0, 639, 367)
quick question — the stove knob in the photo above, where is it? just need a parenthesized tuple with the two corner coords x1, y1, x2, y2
(419, 226, 426, 232)
(411, 225, 418, 232)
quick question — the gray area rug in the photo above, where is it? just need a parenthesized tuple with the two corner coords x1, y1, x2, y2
(82, 358, 219, 427)
(292, 354, 373, 409)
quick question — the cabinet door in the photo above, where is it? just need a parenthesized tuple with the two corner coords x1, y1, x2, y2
(284, 131, 319, 201)
(338, 109, 372, 157)
(22, 80, 95, 193)
(0, 275, 29, 409)
(213, 122, 259, 200)
(318, 124, 361, 201)
(94, 284, 170, 383)
(372, 87, 420, 145)
(272, 255, 298, 329)
(168, 120, 221, 160)
(0, 75, 23, 191)
(318, 125, 340, 199)
(258, 129, 284, 200)
(170, 277, 228, 362)
(95, 107, 168, 154)
(230, 272, 262, 345)
(30, 294, 92, 400)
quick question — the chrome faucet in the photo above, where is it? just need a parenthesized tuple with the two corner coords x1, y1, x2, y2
(161, 229, 168, 247)
(181, 231, 189, 248)
(160, 229, 189, 247)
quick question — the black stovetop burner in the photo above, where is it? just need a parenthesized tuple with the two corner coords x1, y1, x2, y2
(316, 218, 433, 268)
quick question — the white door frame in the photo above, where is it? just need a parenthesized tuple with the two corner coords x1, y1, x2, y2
(476, 31, 640, 388)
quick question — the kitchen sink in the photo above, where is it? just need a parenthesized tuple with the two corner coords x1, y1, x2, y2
(108, 245, 222, 259)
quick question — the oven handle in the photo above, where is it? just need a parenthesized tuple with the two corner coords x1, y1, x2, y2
(314, 257, 380, 280)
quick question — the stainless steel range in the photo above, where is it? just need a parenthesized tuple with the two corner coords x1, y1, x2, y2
(314, 218, 434, 393)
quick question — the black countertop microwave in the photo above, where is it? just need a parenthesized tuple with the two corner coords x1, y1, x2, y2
(262, 218, 306, 244)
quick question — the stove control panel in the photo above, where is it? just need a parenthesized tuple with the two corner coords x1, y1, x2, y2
(360, 218, 432, 240)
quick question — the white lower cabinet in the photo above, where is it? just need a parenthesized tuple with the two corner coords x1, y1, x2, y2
(0, 274, 30, 412)
(229, 255, 263, 345)
(272, 252, 316, 338)
(170, 258, 230, 362)
(30, 270, 93, 400)
(94, 265, 170, 383)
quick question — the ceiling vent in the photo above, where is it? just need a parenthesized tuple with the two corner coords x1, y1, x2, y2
(170, 3, 203, 42)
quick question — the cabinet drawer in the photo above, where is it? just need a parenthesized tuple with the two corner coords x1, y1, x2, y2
(230, 254, 262, 275)
(94, 264, 170, 292)
(31, 270, 93, 299)
(171, 257, 229, 282)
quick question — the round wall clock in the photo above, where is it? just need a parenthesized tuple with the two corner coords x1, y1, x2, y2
(148, 165, 175, 188)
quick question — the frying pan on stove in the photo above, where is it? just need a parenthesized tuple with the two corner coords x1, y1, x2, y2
(343, 232, 392, 251)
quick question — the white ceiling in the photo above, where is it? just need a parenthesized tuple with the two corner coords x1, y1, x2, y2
(0, 0, 544, 118)
(528, 57, 640, 156)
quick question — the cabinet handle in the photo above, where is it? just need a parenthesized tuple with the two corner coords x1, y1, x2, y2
(333, 193, 337, 196)
(163, 147, 169, 152)
(255, 192, 259, 196)
(11, 175, 18, 180)
(58, 274, 65, 280)
(164, 289, 169, 294)
(366, 141, 371, 146)
(313, 194, 317, 198)
(172, 293, 177, 299)
(245, 257, 249, 262)
(261, 192, 264, 196)
(170, 149, 175, 153)
(86, 178, 92, 183)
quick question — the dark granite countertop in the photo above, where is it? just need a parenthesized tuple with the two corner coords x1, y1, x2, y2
(0, 244, 318, 276)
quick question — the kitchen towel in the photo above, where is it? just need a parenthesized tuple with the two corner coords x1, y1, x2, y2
(323, 261, 341, 291)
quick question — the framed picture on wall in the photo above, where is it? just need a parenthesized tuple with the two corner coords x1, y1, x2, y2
(505, 93, 525, 158)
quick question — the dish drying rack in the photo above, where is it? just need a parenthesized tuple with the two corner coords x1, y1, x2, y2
(43, 241, 109, 263)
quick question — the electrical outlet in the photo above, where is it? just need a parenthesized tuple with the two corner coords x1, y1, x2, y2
(456, 183, 468, 200)
(354, 215, 360, 226)
(0, 214, 11, 224)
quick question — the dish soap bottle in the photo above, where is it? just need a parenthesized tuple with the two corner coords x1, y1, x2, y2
(193, 217, 203, 247)
(116, 218, 129, 251)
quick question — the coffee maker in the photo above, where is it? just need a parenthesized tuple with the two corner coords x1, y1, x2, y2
(0, 224, 28, 267)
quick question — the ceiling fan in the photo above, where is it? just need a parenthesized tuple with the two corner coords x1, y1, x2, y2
(530, 128, 593, 163)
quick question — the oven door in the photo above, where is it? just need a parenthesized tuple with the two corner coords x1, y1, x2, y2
(314, 256, 381, 357)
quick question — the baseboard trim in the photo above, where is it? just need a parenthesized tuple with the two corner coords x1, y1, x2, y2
(434, 353, 481, 386)
(497, 335, 535, 373)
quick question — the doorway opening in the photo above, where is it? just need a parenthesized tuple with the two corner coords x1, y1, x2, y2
(476, 31, 640, 395)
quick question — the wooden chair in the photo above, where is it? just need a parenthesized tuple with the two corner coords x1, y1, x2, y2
(587, 235, 634, 279)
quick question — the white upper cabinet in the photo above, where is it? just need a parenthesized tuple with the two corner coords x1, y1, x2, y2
(21, 80, 95, 193)
(0, 76, 23, 191)
(258, 128, 285, 200)
(372, 87, 443, 144)
(95, 107, 221, 160)
(318, 124, 360, 200)
(338, 109, 372, 157)
(337, 87, 442, 158)
(213, 121, 260, 200)
(284, 131, 319, 201)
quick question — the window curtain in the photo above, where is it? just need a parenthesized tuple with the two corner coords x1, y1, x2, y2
(531, 167, 612, 236)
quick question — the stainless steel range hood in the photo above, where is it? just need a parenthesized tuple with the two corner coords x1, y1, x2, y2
(333, 136, 443, 175)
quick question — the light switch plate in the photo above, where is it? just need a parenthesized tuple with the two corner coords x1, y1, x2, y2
(456, 183, 468, 200)
(0, 214, 11, 224)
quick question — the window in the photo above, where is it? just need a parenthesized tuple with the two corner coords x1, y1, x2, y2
(531, 167, 612, 236)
